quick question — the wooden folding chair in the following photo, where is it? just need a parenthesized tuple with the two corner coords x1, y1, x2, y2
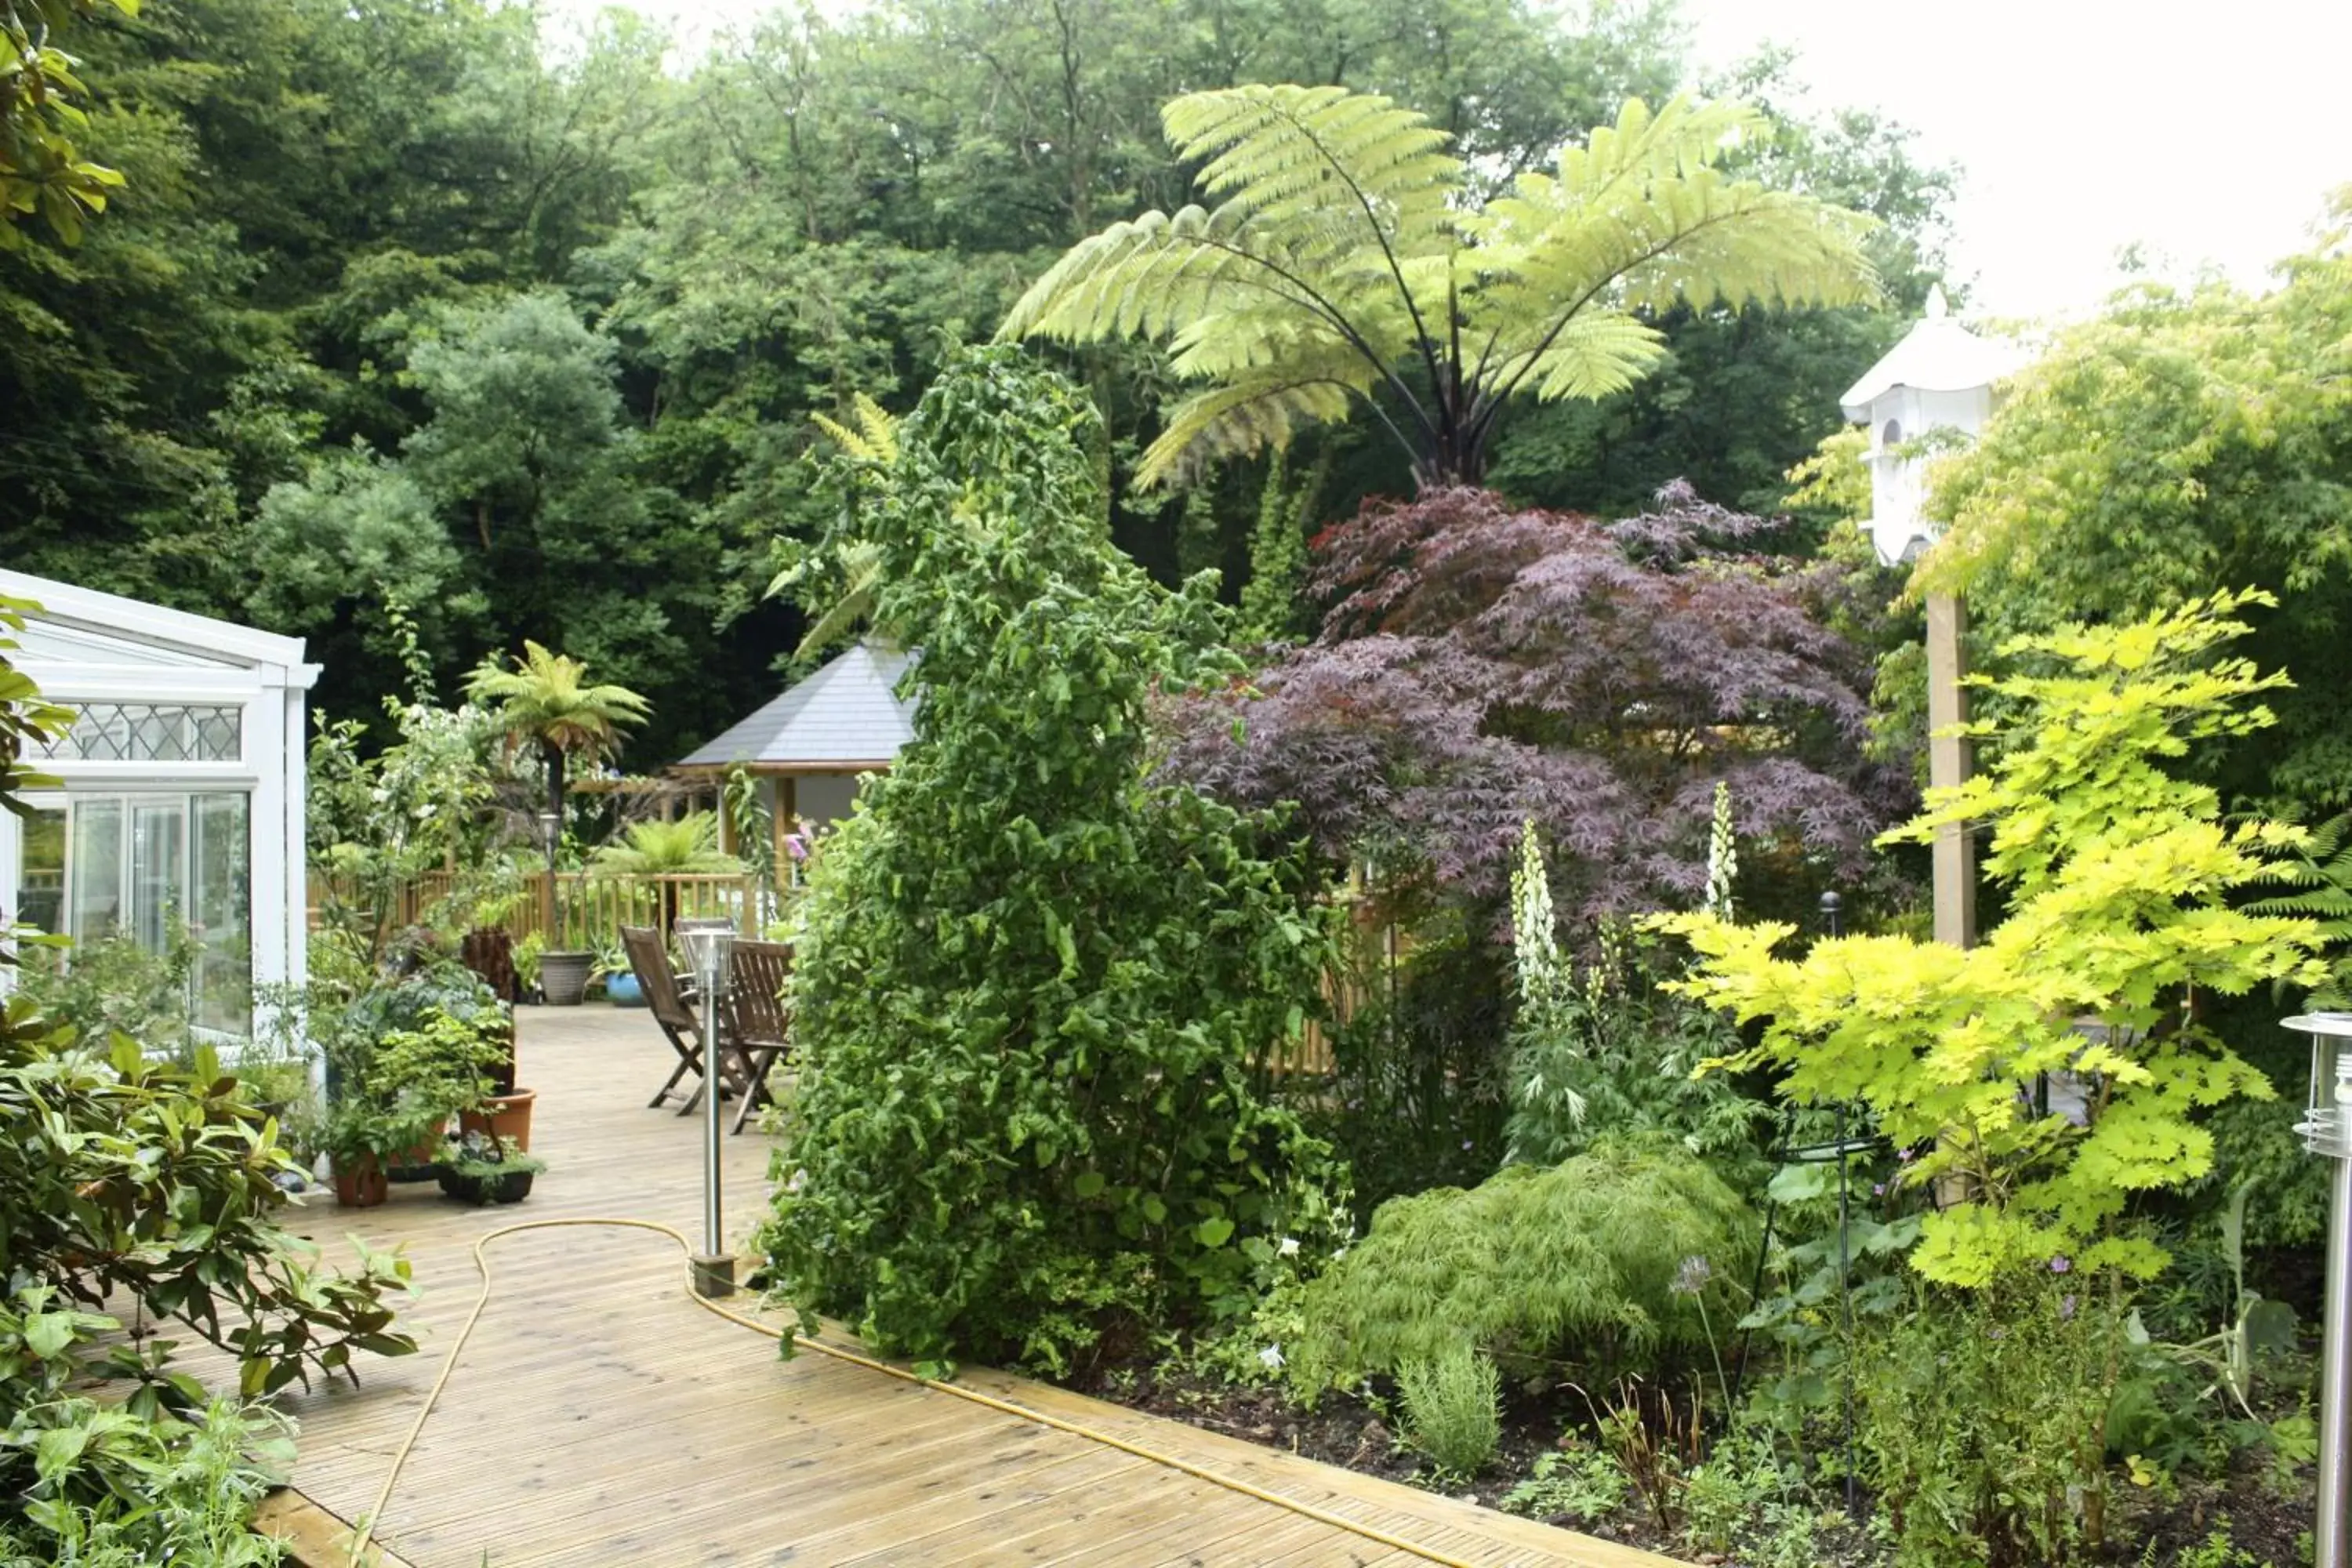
(720, 939, 794, 1134)
(623, 924, 714, 1112)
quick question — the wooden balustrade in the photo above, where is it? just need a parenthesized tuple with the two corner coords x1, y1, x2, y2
(307, 870, 766, 953)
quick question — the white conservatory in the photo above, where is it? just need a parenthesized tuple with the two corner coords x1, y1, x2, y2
(0, 570, 316, 1038)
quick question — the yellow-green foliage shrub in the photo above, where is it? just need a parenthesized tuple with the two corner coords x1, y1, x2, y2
(1661, 592, 2326, 1287)
(1289, 1141, 1757, 1393)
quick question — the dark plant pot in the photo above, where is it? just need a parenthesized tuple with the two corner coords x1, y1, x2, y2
(605, 971, 644, 1007)
(385, 1120, 449, 1183)
(459, 1089, 536, 1155)
(333, 1157, 388, 1209)
(437, 1167, 536, 1206)
(539, 951, 593, 1006)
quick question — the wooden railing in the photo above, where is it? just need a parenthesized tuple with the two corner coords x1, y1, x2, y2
(308, 871, 768, 953)
(308, 869, 1350, 1075)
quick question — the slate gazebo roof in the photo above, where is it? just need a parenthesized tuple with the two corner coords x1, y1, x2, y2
(672, 641, 916, 776)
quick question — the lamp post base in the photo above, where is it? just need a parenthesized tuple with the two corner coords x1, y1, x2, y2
(691, 1253, 737, 1300)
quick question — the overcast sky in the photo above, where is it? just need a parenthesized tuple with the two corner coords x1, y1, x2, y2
(573, 0, 2352, 322)
(1676, 0, 2352, 319)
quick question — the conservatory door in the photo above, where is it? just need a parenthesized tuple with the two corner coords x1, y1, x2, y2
(127, 800, 187, 954)
(18, 791, 253, 1036)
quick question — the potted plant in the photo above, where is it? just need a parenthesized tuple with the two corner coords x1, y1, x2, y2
(539, 881, 594, 1006)
(360, 1006, 513, 1176)
(593, 940, 642, 1007)
(319, 1101, 435, 1209)
(436, 1129, 546, 1205)
(459, 1082, 537, 1152)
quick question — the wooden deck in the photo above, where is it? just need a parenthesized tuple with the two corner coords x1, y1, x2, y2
(242, 1007, 1672, 1568)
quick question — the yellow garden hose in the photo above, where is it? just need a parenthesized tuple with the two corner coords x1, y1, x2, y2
(347, 1215, 1487, 1568)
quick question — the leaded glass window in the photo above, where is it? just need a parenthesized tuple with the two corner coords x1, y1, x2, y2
(41, 703, 241, 763)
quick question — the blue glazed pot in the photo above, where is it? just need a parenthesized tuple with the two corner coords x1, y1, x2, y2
(605, 971, 645, 1007)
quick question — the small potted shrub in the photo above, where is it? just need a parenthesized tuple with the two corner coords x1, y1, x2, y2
(320, 1102, 434, 1208)
(436, 1129, 545, 1205)
(372, 1011, 510, 1177)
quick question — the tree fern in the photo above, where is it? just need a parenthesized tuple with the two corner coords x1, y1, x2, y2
(2250, 808, 2352, 1009)
(1001, 85, 1878, 490)
(776, 396, 901, 659)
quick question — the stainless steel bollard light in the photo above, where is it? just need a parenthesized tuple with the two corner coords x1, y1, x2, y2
(683, 924, 737, 1298)
(2288, 1011, 2352, 1568)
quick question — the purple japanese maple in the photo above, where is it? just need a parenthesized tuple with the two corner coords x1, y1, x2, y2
(1164, 485, 1906, 920)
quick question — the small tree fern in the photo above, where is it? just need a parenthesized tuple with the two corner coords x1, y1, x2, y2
(1000, 86, 1878, 489)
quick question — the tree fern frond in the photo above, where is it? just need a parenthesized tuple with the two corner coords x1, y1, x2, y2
(998, 203, 1330, 346)
(1165, 84, 1460, 253)
(1137, 375, 1363, 489)
(813, 393, 898, 464)
(1483, 310, 1665, 402)
(1001, 84, 1878, 488)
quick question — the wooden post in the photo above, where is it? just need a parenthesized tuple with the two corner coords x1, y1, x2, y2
(1926, 591, 1976, 949)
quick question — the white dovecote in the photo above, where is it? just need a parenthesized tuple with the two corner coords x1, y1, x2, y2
(1838, 286, 2024, 566)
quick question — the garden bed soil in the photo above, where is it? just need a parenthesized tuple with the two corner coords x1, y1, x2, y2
(1083, 1360, 2318, 1568)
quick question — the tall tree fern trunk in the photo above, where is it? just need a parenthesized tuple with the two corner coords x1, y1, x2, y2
(541, 739, 566, 833)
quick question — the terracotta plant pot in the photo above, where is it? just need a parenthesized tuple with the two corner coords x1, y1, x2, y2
(459, 1089, 536, 1154)
(539, 951, 593, 1006)
(333, 1157, 388, 1210)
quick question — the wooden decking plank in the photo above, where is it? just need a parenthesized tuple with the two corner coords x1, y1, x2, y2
(161, 1009, 1666, 1567)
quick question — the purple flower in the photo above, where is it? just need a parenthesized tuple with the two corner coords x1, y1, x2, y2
(1898, 1148, 1915, 1164)
(1462, 1140, 1474, 1151)
(2049, 1254, 2071, 1275)
(1871, 1183, 1886, 1197)
(2060, 1294, 2078, 1320)
(785, 834, 809, 862)
(1987, 1326, 2006, 1341)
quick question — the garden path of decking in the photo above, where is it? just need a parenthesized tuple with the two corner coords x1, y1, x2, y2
(245, 1006, 1672, 1568)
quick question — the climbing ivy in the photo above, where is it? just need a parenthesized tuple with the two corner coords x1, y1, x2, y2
(756, 349, 1343, 1377)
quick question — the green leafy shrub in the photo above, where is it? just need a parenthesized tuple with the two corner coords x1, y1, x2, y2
(1502, 1441, 1629, 1523)
(1397, 1343, 1503, 1475)
(1854, 1278, 2123, 1568)
(1289, 1140, 1757, 1392)
(1, 1006, 416, 1395)
(757, 350, 1342, 1376)
(0, 1283, 292, 1567)
(13, 921, 205, 1063)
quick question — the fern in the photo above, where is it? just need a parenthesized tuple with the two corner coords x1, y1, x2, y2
(2249, 808, 2352, 1009)
(1289, 1141, 1758, 1394)
(1000, 85, 1878, 489)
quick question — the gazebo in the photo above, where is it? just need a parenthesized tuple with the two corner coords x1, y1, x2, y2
(670, 641, 916, 855)
(0, 569, 317, 1041)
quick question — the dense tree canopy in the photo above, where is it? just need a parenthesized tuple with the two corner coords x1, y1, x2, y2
(1, 0, 1958, 765)
(1922, 201, 2352, 811)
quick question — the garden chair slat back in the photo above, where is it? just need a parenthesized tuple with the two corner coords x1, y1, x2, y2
(621, 924, 707, 1112)
(721, 939, 793, 1134)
